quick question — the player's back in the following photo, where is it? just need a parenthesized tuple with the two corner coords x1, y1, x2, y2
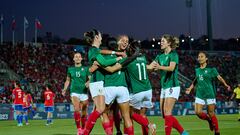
(44, 90, 55, 106)
(12, 88, 24, 105)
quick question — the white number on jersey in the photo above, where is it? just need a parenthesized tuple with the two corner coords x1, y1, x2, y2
(76, 71, 81, 77)
(136, 63, 147, 80)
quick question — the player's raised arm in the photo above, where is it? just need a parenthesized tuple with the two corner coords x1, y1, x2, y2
(217, 75, 231, 91)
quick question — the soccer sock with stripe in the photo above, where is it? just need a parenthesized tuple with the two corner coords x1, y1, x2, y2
(102, 121, 113, 135)
(197, 112, 210, 121)
(171, 116, 184, 133)
(83, 110, 101, 135)
(74, 111, 81, 129)
(164, 115, 173, 135)
(108, 114, 114, 130)
(124, 126, 134, 135)
(131, 113, 149, 134)
(24, 114, 28, 123)
(19, 114, 23, 124)
(16, 114, 20, 124)
(211, 115, 219, 133)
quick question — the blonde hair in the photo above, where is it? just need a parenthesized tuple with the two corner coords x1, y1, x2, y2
(116, 35, 129, 43)
(162, 34, 179, 50)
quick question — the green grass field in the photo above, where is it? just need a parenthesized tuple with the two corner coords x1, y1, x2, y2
(0, 114, 239, 135)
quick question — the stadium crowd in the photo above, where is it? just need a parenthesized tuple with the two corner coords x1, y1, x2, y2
(0, 42, 239, 104)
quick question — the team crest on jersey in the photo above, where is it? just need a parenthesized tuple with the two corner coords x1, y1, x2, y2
(205, 70, 208, 74)
(82, 68, 84, 71)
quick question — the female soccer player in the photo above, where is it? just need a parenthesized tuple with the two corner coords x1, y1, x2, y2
(101, 36, 134, 135)
(125, 41, 156, 135)
(186, 51, 231, 135)
(149, 34, 189, 135)
(23, 90, 34, 125)
(83, 29, 122, 135)
(107, 35, 129, 135)
(12, 81, 24, 126)
(44, 84, 55, 126)
(62, 52, 90, 134)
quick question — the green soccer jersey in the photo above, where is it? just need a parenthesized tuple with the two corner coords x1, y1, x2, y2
(154, 50, 179, 89)
(88, 47, 118, 82)
(126, 55, 152, 94)
(195, 66, 219, 99)
(104, 54, 127, 87)
(67, 66, 90, 94)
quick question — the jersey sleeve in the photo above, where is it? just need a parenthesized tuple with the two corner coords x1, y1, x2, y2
(154, 55, 160, 63)
(212, 68, 219, 78)
(85, 66, 90, 76)
(95, 54, 117, 67)
(170, 52, 179, 64)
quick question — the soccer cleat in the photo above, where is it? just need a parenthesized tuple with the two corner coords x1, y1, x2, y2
(148, 123, 156, 135)
(215, 132, 220, 135)
(181, 131, 189, 135)
(208, 120, 214, 131)
(238, 119, 240, 121)
(77, 128, 84, 135)
(46, 123, 49, 126)
(26, 122, 29, 125)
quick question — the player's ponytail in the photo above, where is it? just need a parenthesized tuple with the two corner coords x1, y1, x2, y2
(84, 29, 99, 45)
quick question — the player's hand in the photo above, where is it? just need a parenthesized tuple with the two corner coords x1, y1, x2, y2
(225, 85, 231, 91)
(116, 52, 127, 57)
(153, 62, 161, 71)
(148, 61, 157, 70)
(116, 57, 122, 61)
(185, 88, 191, 94)
(89, 63, 99, 73)
(115, 63, 122, 69)
(85, 81, 90, 88)
(62, 90, 66, 96)
(93, 61, 99, 66)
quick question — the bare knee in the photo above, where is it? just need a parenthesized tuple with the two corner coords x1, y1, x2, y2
(164, 108, 172, 116)
(74, 106, 81, 112)
(195, 110, 202, 116)
(96, 106, 105, 114)
(208, 110, 215, 117)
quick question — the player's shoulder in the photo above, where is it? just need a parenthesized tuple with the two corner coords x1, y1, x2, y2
(206, 65, 215, 69)
(89, 46, 100, 52)
(68, 66, 75, 70)
(82, 65, 89, 69)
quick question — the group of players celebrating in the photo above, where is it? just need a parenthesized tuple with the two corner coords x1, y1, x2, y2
(61, 29, 231, 135)
(12, 28, 231, 135)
